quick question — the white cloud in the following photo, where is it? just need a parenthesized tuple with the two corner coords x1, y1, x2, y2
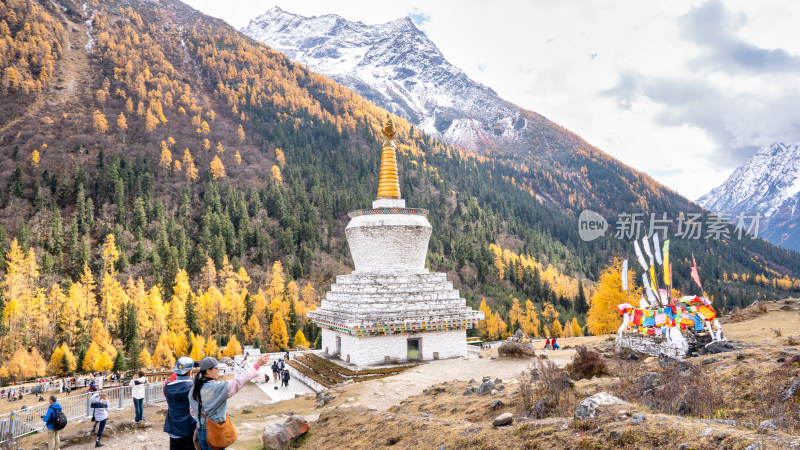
(182, 0, 800, 200)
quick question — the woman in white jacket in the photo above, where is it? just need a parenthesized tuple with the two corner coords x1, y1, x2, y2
(129, 371, 146, 423)
(90, 391, 109, 447)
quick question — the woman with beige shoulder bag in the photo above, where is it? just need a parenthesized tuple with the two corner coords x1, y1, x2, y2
(189, 355, 268, 450)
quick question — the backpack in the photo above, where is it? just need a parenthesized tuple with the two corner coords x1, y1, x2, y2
(53, 407, 68, 430)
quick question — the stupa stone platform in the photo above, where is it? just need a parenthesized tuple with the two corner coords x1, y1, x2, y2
(307, 118, 482, 366)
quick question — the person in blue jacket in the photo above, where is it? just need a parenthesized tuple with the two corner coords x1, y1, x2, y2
(42, 395, 63, 450)
(163, 357, 196, 450)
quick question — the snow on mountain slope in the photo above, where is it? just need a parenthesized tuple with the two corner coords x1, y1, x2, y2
(242, 6, 527, 152)
(697, 142, 800, 251)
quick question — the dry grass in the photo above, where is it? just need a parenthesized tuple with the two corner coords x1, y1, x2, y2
(724, 301, 769, 324)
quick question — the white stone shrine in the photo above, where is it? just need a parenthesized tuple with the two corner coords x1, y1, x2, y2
(307, 118, 483, 366)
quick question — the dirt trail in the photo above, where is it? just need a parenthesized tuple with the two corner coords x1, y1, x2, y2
(0, 0, 92, 136)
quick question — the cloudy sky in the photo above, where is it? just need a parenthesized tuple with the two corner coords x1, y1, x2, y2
(182, 0, 800, 201)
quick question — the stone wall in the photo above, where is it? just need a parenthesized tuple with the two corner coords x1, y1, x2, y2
(616, 333, 687, 359)
(322, 328, 466, 366)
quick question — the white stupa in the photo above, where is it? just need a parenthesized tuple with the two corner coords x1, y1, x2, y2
(307, 118, 483, 366)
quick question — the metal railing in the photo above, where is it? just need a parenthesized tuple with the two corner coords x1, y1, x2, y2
(0, 381, 166, 444)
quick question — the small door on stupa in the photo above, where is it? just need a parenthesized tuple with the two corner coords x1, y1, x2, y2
(407, 338, 421, 359)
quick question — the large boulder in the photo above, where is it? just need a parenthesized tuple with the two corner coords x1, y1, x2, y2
(498, 342, 535, 358)
(262, 415, 310, 450)
(574, 392, 628, 420)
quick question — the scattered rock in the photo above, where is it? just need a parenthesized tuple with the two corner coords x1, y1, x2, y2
(490, 399, 504, 409)
(735, 352, 745, 360)
(490, 389, 498, 396)
(759, 420, 778, 431)
(574, 392, 628, 420)
(462, 388, 474, 396)
(706, 341, 736, 354)
(496, 384, 505, 391)
(781, 380, 800, 402)
(701, 358, 718, 365)
(468, 378, 476, 384)
(345, 398, 354, 403)
(494, 378, 502, 384)
(498, 342, 536, 358)
(477, 381, 495, 395)
(285, 410, 295, 416)
(626, 353, 639, 361)
(631, 413, 646, 425)
(421, 413, 433, 418)
(493, 412, 513, 427)
(777, 357, 786, 363)
(678, 445, 689, 450)
(262, 415, 310, 450)
(644, 357, 657, 364)
(745, 443, 763, 450)
(561, 371, 575, 388)
(482, 376, 491, 382)
(699, 427, 714, 437)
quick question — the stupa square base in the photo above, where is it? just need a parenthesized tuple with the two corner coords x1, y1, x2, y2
(321, 328, 467, 366)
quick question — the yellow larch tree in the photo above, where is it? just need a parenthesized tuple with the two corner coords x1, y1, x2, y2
(293, 330, 309, 348)
(275, 148, 286, 168)
(210, 155, 226, 179)
(570, 317, 583, 337)
(550, 318, 563, 338)
(138, 348, 152, 370)
(521, 300, 541, 337)
(145, 109, 159, 131)
(82, 342, 102, 373)
(48, 343, 77, 376)
(93, 110, 108, 133)
(30, 149, 40, 168)
(586, 258, 641, 336)
(216, 142, 225, 155)
(269, 312, 289, 351)
(243, 315, 261, 344)
(234, 151, 241, 165)
(5, 348, 46, 381)
(237, 124, 245, 142)
(183, 149, 198, 182)
(476, 298, 492, 339)
(116, 112, 127, 132)
(266, 261, 286, 304)
(153, 335, 175, 369)
(271, 165, 282, 183)
(189, 334, 205, 361)
(159, 141, 172, 170)
(222, 335, 242, 358)
(509, 298, 523, 329)
(95, 351, 113, 371)
(204, 337, 220, 359)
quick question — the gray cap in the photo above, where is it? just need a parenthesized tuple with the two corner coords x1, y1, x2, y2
(198, 357, 219, 371)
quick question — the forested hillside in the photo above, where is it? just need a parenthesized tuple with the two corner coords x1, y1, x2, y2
(0, 0, 799, 379)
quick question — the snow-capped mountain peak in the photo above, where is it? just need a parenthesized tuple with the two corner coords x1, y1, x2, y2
(697, 142, 800, 251)
(242, 8, 527, 151)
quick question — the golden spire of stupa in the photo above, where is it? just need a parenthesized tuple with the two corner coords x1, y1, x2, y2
(377, 117, 401, 199)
